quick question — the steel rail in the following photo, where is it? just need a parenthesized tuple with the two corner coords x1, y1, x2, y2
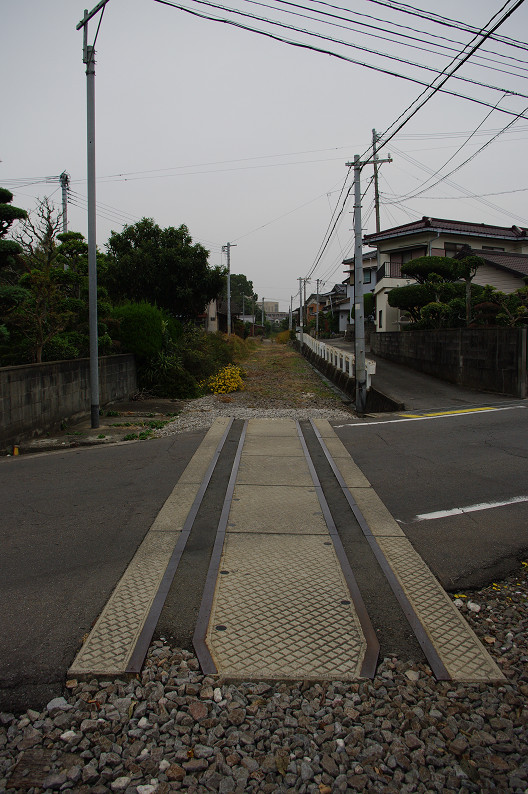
(192, 420, 248, 674)
(296, 422, 380, 678)
(310, 418, 451, 681)
(125, 418, 234, 673)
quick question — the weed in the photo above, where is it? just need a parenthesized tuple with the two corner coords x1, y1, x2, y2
(123, 433, 138, 441)
(106, 410, 120, 417)
(97, 433, 105, 439)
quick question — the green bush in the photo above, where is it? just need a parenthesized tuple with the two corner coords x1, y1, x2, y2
(113, 301, 164, 358)
(138, 350, 201, 399)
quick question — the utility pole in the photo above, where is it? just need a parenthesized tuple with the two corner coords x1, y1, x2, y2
(77, 1, 110, 429)
(222, 242, 236, 336)
(59, 171, 70, 235)
(298, 277, 304, 349)
(262, 298, 266, 329)
(289, 296, 293, 330)
(346, 151, 391, 414)
(316, 278, 320, 339)
(303, 279, 307, 328)
(372, 129, 381, 233)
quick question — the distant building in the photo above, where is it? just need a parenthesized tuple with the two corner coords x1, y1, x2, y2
(258, 300, 279, 314)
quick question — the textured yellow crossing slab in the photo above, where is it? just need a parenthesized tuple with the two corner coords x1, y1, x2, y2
(177, 417, 231, 483)
(68, 530, 178, 676)
(68, 418, 230, 677)
(376, 536, 504, 682)
(207, 534, 366, 679)
(205, 418, 369, 679)
(315, 419, 505, 682)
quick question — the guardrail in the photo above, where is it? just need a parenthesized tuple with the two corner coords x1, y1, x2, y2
(297, 333, 376, 390)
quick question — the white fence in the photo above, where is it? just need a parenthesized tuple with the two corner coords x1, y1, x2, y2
(297, 334, 376, 390)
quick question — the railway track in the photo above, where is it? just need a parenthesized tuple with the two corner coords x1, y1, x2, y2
(69, 418, 503, 683)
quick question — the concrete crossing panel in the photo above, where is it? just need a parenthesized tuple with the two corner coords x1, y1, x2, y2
(206, 533, 367, 679)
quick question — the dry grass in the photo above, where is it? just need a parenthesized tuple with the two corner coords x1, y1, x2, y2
(231, 341, 345, 409)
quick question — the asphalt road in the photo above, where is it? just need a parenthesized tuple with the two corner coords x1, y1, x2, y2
(332, 401, 528, 590)
(0, 431, 205, 713)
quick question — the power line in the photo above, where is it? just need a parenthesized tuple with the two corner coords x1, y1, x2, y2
(297, 0, 528, 67)
(167, 0, 528, 101)
(363, 0, 528, 53)
(153, 0, 528, 122)
(387, 105, 528, 203)
(362, 0, 528, 162)
(241, 0, 528, 80)
(385, 144, 528, 226)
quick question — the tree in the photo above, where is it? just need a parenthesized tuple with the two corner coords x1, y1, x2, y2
(474, 284, 528, 327)
(0, 188, 27, 341)
(0, 199, 112, 364)
(451, 252, 484, 326)
(0, 188, 27, 281)
(104, 218, 226, 319)
(224, 273, 257, 313)
(388, 254, 484, 329)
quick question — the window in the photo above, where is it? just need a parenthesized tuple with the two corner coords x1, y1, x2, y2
(482, 246, 505, 251)
(378, 310, 383, 329)
(364, 269, 372, 284)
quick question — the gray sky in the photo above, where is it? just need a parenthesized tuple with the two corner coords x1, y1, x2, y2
(3, 0, 528, 309)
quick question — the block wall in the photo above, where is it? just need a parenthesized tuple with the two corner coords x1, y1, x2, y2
(0, 355, 137, 449)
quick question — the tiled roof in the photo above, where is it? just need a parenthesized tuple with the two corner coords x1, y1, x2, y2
(364, 217, 528, 244)
(473, 249, 528, 278)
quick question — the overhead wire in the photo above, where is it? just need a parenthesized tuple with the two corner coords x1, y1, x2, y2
(363, 0, 528, 52)
(385, 144, 528, 225)
(240, 0, 528, 80)
(159, 0, 528, 101)
(296, 0, 528, 66)
(385, 104, 528, 210)
(364, 0, 528, 164)
(153, 0, 528, 122)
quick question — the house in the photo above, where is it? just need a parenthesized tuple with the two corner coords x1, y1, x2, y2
(363, 217, 528, 331)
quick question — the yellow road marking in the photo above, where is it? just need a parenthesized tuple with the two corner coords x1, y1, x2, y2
(399, 407, 495, 418)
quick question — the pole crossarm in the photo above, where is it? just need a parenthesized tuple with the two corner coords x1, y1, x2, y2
(76, 0, 111, 30)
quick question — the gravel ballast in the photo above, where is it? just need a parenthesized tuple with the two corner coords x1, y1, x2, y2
(1, 563, 527, 794)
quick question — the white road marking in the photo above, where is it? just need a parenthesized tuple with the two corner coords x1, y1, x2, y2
(404, 495, 528, 523)
(334, 404, 525, 428)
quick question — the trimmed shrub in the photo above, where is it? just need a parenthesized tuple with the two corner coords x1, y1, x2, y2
(113, 301, 164, 358)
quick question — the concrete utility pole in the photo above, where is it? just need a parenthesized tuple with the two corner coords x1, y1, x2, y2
(77, 1, 110, 429)
(372, 129, 381, 233)
(298, 277, 304, 349)
(289, 296, 293, 330)
(346, 151, 391, 414)
(316, 278, 320, 338)
(59, 171, 70, 235)
(222, 242, 236, 336)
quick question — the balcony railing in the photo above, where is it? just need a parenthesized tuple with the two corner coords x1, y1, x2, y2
(376, 261, 402, 281)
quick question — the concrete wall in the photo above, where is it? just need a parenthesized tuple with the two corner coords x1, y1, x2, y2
(371, 328, 527, 398)
(0, 355, 137, 449)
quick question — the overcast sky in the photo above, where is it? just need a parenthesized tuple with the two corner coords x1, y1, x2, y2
(3, 0, 528, 309)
